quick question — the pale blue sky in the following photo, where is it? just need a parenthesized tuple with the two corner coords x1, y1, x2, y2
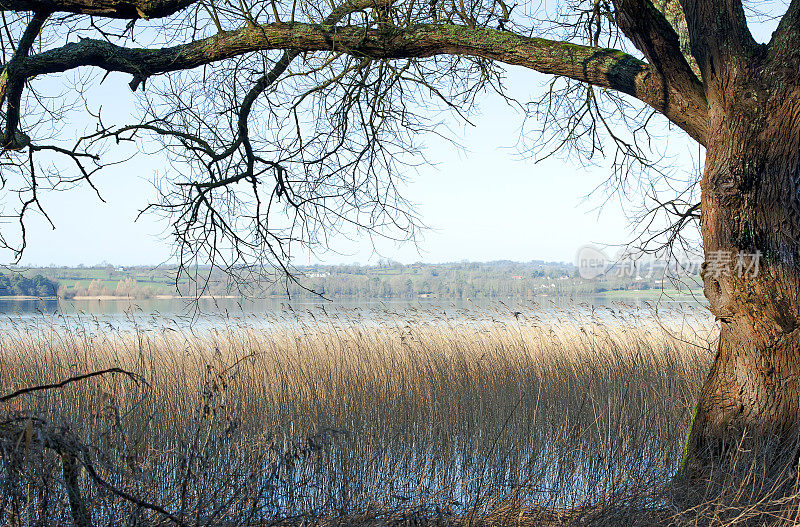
(11, 68, 652, 267)
(7, 3, 786, 267)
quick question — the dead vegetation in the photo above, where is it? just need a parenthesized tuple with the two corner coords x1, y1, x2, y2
(3, 302, 790, 526)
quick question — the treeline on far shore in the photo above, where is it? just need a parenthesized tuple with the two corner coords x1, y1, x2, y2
(0, 259, 702, 299)
(0, 273, 58, 297)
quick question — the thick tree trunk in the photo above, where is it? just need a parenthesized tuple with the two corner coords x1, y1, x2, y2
(685, 73, 800, 475)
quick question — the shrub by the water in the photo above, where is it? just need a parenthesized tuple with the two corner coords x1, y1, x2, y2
(0, 272, 57, 296)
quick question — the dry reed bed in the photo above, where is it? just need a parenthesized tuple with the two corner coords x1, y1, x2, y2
(0, 304, 716, 525)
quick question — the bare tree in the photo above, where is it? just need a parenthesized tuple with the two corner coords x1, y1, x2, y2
(0, 0, 799, 476)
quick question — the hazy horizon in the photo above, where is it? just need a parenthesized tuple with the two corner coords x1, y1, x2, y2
(4, 256, 580, 269)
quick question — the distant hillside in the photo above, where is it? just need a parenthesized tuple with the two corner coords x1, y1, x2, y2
(270, 260, 702, 300)
(4, 260, 702, 300)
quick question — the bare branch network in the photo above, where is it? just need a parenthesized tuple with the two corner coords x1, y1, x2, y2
(0, 0, 788, 282)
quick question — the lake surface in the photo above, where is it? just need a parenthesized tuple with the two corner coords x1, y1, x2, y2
(0, 293, 707, 316)
(0, 294, 711, 334)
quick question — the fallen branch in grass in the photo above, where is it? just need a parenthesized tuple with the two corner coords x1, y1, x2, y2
(0, 367, 145, 403)
(1, 414, 187, 527)
(0, 369, 178, 527)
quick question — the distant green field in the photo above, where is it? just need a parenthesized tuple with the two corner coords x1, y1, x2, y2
(6, 266, 187, 297)
(1, 261, 704, 299)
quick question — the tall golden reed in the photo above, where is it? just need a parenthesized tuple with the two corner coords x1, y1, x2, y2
(0, 303, 716, 525)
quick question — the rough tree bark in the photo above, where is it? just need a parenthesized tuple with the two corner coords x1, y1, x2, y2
(685, 50, 800, 472)
(660, 0, 800, 473)
(0, 0, 197, 18)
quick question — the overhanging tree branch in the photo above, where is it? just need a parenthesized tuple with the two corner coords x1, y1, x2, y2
(681, 0, 759, 82)
(769, 1, 800, 73)
(0, 0, 197, 19)
(612, 0, 705, 113)
(651, 0, 697, 74)
(1, 9, 48, 149)
(19, 22, 708, 143)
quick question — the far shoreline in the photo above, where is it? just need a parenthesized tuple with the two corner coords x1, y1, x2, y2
(0, 294, 243, 301)
(0, 290, 704, 302)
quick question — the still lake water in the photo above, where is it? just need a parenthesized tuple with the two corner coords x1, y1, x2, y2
(0, 294, 707, 321)
(0, 295, 711, 337)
